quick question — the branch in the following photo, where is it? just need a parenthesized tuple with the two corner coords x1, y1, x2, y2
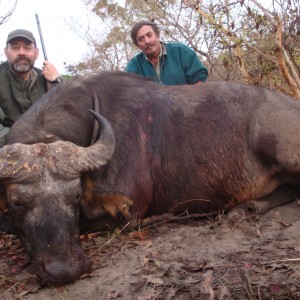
(249, 0, 300, 98)
(183, 0, 252, 83)
(0, 0, 18, 26)
(130, 211, 220, 231)
(249, 0, 274, 24)
(274, 15, 300, 99)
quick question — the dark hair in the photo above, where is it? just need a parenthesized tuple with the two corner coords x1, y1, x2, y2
(130, 20, 160, 45)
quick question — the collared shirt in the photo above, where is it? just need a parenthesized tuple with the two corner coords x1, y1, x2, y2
(145, 43, 165, 81)
(126, 42, 208, 85)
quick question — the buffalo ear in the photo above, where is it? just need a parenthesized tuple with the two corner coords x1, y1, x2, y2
(0, 182, 7, 211)
(80, 191, 133, 220)
(0, 210, 14, 233)
(0, 183, 14, 233)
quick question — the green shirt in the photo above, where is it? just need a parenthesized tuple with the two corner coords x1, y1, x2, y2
(0, 61, 48, 146)
(125, 42, 208, 85)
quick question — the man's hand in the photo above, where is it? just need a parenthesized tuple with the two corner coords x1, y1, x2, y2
(42, 61, 60, 82)
(194, 81, 203, 86)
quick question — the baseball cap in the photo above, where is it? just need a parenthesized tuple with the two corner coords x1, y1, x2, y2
(6, 29, 36, 44)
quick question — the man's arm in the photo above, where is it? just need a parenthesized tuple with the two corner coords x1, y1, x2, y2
(182, 45, 208, 84)
(41, 61, 61, 82)
(0, 107, 9, 147)
(0, 104, 9, 147)
(0, 124, 9, 148)
(193, 81, 203, 85)
(125, 59, 140, 75)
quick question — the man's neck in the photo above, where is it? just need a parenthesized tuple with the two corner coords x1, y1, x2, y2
(149, 56, 159, 67)
(16, 70, 32, 81)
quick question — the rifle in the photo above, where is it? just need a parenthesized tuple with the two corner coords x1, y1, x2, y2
(35, 13, 53, 91)
(35, 13, 48, 61)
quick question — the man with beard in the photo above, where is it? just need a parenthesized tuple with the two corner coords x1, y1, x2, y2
(125, 20, 208, 85)
(0, 29, 62, 147)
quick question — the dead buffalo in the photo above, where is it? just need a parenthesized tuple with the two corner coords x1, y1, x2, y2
(0, 71, 300, 285)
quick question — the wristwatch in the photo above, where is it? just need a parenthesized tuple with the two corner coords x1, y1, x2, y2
(51, 76, 63, 84)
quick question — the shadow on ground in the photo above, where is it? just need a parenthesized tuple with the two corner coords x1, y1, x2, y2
(1, 201, 300, 299)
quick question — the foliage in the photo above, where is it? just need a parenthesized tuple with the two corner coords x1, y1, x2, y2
(67, 0, 138, 74)
(67, 0, 300, 97)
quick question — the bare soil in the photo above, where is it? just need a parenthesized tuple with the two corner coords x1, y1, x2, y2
(1, 201, 300, 300)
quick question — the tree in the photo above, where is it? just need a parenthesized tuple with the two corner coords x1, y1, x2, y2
(0, 0, 18, 64)
(0, 0, 18, 26)
(183, 0, 299, 98)
(67, 0, 138, 74)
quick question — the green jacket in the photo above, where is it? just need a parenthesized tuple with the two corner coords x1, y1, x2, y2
(125, 42, 208, 85)
(0, 61, 48, 146)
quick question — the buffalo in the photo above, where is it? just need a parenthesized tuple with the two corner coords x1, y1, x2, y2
(0, 71, 299, 285)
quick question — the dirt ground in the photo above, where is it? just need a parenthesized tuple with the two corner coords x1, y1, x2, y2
(1, 200, 300, 300)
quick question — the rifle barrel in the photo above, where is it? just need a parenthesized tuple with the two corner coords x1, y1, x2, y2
(35, 13, 48, 61)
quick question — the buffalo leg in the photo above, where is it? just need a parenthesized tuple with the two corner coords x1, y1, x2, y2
(247, 184, 300, 214)
(226, 184, 299, 222)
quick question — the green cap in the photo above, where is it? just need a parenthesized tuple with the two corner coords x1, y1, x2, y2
(6, 29, 36, 44)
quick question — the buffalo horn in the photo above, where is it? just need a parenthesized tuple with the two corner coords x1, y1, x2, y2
(51, 110, 116, 174)
(0, 111, 116, 178)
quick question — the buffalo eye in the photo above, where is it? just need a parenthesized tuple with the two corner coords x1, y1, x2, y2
(8, 196, 26, 212)
(9, 203, 25, 215)
(12, 201, 22, 207)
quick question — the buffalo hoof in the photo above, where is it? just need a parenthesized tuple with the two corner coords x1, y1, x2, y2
(225, 203, 257, 225)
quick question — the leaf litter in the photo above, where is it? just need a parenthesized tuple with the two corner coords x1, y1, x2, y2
(0, 200, 300, 299)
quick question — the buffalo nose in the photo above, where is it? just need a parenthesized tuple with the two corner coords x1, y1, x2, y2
(43, 250, 90, 285)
